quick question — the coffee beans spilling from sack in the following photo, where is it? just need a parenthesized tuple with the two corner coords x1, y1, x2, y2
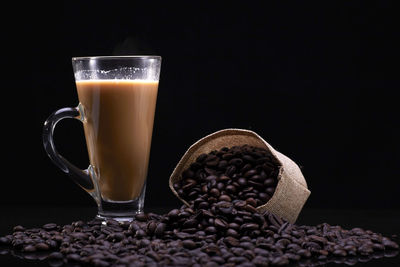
(0, 144, 398, 266)
(169, 129, 311, 223)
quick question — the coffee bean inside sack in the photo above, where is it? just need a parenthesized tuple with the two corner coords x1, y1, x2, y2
(173, 145, 280, 208)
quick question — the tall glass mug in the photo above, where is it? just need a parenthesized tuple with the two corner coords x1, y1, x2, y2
(43, 56, 161, 221)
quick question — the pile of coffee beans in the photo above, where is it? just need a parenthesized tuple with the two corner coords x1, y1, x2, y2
(173, 145, 280, 207)
(0, 145, 398, 266)
(0, 208, 398, 266)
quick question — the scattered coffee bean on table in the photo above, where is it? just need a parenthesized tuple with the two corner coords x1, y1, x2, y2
(0, 145, 398, 266)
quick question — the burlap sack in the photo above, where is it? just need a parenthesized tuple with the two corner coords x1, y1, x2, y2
(169, 129, 310, 223)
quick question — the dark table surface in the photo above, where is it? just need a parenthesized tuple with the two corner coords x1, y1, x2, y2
(0, 205, 399, 266)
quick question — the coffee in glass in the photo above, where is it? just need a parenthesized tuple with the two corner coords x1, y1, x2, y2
(43, 56, 161, 221)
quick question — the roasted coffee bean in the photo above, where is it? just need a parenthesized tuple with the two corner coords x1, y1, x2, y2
(225, 165, 237, 176)
(92, 259, 109, 267)
(146, 221, 157, 235)
(270, 256, 289, 266)
(218, 160, 228, 169)
(227, 256, 247, 264)
(245, 197, 257, 207)
(35, 242, 50, 251)
(240, 241, 254, 250)
(225, 185, 237, 194)
(233, 216, 244, 225)
(218, 174, 230, 182)
(13, 226, 25, 232)
(48, 252, 63, 260)
(222, 153, 234, 160)
(242, 155, 255, 163)
(71, 232, 88, 240)
(333, 249, 347, 257)
(219, 194, 232, 202)
(145, 250, 161, 262)
(250, 174, 263, 183)
(182, 239, 197, 249)
(196, 153, 208, 163)
(264, 178, 275, 187)
(178, 210, 192, 219)
(237, 178, 247, 187)
(205, 154, 218, 162)
(216, 182, 225, 190)
(42, 223, 57, 231)
(244, 169, 257, 178)
(240, 223, 259, 232)
(222, 236, 239, 247)
(201, 184, 209, 194)
(182, 180, 197, 190)
(255, 157, 269, 165)
(372, 243, 385, 251)
(207, 175, 217, 184)
(23, 244, 36, 252)
(205, 226, 217, 234)
(226, 228, 240, 239)
(244, 192, 258, 199)
(252, 255, 270, 266)
(135, 229, 146, 239)
(209, 188, 220, 198)
(265, 187, 275, 195)
(0, 236, 11, 245)
(244, 204, 258, 213)
(154, 223, 166, 237)
(248, 179, 263, 188)
(67, 253, 81, 262)
(138, 238, 151, 248)
(206, 159, 219, 167)
(46, 239, 58, 249)
(285, 252, 301, 261)
(214, 218, 228, 229)
(241, 163, 253, 173)
(229, 158, 243, 166)
(135, 213, 148, 222)
(383, 238, 399, 249)
(183, 218, 198, 229)
(251, 213, 265, 225)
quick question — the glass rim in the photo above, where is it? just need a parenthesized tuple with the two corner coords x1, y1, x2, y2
(72, 55, 161, 61)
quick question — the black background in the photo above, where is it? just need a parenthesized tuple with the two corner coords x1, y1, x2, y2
(2, 1, 399, 210)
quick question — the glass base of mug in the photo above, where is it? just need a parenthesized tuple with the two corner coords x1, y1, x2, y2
(95, 214, 136, 223)
(96, 197, 144, 223)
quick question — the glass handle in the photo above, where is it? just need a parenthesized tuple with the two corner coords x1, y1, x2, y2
(42, 105, 95, 192)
